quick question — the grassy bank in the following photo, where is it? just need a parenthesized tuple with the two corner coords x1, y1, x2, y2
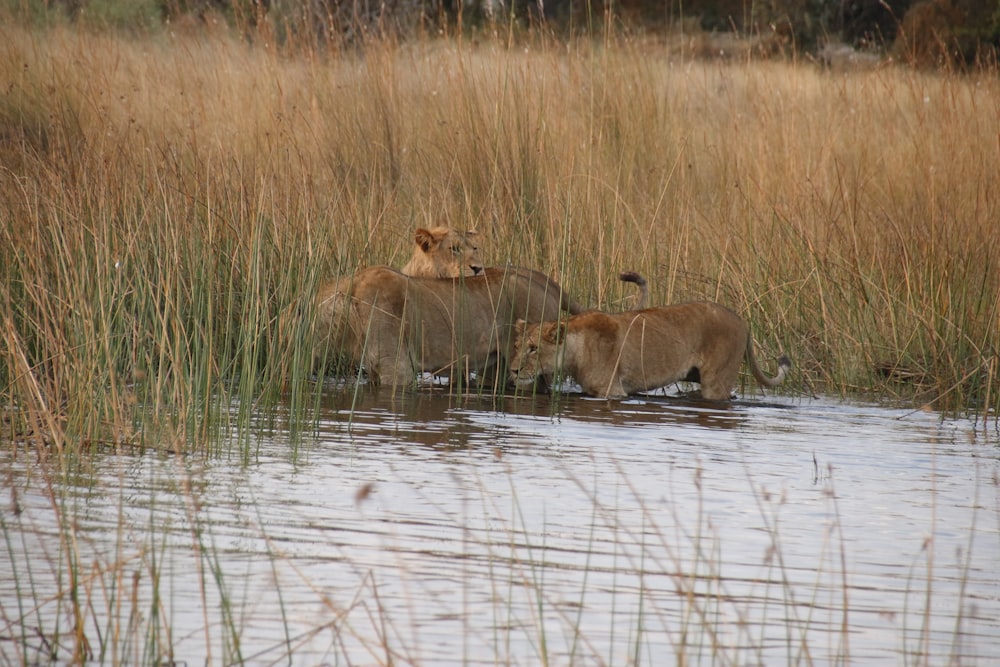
(1, 21, 998, 451)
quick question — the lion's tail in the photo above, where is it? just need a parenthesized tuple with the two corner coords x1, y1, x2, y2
(619, 271, 649, 310)
(746, 334, 792, 388)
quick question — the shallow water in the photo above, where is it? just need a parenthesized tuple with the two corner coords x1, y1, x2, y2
(2, 388, 998, 666)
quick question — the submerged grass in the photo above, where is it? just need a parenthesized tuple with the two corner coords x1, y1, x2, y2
(1, 18, 999, 457)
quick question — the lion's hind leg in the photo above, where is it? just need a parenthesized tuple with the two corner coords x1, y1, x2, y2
(698, 377, 737, 402)
(696, 346, 744, 401)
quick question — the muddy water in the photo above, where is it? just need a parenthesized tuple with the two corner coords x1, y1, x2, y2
(2, 389, 998, 666)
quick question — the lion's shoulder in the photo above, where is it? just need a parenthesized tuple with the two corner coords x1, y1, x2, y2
(344, 265, 410, 297)
(569, 310, 622, 342)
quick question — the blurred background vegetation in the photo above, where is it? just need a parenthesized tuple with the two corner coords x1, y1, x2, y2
(5, 0, 999, 67)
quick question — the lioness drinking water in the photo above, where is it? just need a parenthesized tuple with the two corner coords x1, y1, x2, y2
(510, 282, 791, 400)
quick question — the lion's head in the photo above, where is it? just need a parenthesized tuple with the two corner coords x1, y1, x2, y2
(401, 227, 483, 278)
(510, 319, 565, 387)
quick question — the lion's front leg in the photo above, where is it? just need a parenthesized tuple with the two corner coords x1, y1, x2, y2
(574, 366, 627, 399)
(365, 351, 417, 388)
(359, 331, 418, 388)
(594, 378, 628, 399)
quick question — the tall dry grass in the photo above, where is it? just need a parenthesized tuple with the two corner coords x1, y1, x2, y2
(1, 21, 998, 451)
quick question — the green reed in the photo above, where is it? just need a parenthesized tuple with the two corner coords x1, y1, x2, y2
(1, 20, 998, 457)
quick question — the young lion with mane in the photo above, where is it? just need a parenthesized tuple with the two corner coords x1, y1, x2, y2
(399, 227, 484, 278)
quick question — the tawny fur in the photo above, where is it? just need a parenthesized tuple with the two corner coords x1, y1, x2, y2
(510, 301, 791, 400)
(291, 226, 481, 368)
(317, 265, 585, 387)
(401, 227, 483, 279)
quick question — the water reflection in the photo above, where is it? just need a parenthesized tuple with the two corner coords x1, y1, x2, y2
(1, 390, 997, 666)
(311, 384, 762, 448)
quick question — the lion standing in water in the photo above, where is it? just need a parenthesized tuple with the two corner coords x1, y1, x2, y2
(307, 226, 590, 387)
(281, 227, 480, 371)
(510, 285, 791, 400)
(333, 265, 585, 387)
(308, 226, 481, 360)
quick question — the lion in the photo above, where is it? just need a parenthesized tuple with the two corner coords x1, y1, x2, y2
(281, 226, 480, 373)
(510, 289, 791, 400)
(328, 265, 587, 387)
(400, 226, 483, 278)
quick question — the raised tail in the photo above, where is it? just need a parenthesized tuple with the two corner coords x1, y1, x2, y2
(745, 334, 792, 388)
(619, 271, 649, 310)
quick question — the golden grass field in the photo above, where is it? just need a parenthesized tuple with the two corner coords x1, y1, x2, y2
(1, 20, 998, 447)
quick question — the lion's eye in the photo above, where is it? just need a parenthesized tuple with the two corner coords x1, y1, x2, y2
(528, 344, 537, 354)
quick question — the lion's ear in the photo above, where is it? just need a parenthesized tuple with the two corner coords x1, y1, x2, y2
(514, 318, 527, 335)
(413, 228, 434, 251)
(541, 322, 565, 344)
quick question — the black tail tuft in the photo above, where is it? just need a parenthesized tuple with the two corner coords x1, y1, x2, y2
(619, 271, 647, 286)
(619, 271, 649, 309)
